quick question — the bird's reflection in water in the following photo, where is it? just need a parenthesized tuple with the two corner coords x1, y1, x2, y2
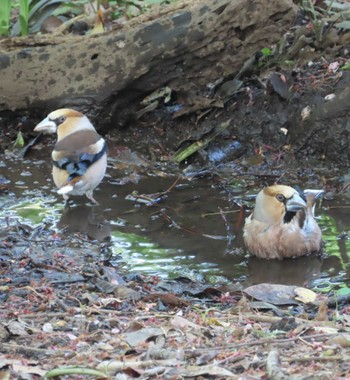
(247, 253, 343, 287)
(247, 255, 324, 286)
(57, 204, 111, 241)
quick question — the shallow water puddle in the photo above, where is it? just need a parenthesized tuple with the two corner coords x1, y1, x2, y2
(1, 153, 350, 292)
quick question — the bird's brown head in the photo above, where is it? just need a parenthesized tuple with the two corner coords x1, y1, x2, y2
(34, 108, 95, 140)
(253, 185, 307, 225)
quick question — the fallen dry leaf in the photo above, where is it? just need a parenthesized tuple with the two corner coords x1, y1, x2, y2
(294, 287, 317, 304)
(97, 359, 182, 375)
(5, 320, 30, 336)
(0, 324, 10, 341)
(170, 315, 203, 330)
(327, 334, 350, 348)
(243, 284, 298, 305)
(144, 293, 189, 307)
(315, 298, 329, 321)
(232, 295, 250, 313)
(122, 327, 165, 347)
(180, 364, 235, 377)
(0, 359, 46, 377)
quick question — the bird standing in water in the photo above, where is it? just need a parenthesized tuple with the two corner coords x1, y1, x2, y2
(243, 185, 323, 259)
(34, 108, 107, 203)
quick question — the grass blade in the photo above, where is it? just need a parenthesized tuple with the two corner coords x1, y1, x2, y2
(0, 0, 11, 36)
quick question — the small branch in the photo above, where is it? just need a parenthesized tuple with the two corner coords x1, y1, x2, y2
(1, 343, 72, 356)
(266, 349, 289, 380)
(216, 354, 246, 366)
(297, 336, 317, 348)
(286, 355, 347, 364)
(226, 312, 338, 328)
(181, 332, 339, 354)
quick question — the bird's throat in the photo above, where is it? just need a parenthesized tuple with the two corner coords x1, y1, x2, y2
(283, 211, 296, 224)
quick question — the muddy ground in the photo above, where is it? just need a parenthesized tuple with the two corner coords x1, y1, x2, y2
(1, 2, 350, 379)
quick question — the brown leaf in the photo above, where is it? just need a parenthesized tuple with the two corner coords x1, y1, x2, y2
(243, 284, 298, 305)
(232, 295, 250, 313)
(315, 298, 329, 321)
(125, 321, 145, 333)
(123, 366, 141, 378)
(144, 293, 189, 307)
(40, 16, 63, 34)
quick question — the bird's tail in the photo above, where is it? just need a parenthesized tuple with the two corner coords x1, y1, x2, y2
(304, 189, 324, 217)
(57, 176, 83, 194)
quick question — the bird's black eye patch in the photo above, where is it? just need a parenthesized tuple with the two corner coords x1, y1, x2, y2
(284, 211, 296, 223)
(52, 115, 66, 126)
(276, 194, 285, 202)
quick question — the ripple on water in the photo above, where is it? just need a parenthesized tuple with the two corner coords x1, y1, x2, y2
(1, 155, 349, 289)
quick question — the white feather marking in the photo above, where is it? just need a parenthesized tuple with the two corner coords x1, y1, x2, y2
(57, 185, 74, 194)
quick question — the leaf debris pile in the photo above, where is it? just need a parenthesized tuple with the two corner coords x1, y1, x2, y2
(1, 221, 350, 379)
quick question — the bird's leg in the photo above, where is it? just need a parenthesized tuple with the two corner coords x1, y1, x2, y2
(63, 194, 73, 207)
(86, 190, 98, 204)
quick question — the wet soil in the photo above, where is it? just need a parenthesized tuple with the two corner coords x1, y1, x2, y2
(1, 111, 350, 377)
(1, 147, 350, 288)
(1, 7, 350, 377)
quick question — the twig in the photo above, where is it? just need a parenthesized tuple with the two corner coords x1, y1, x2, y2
(286, 355, 347, 363)
(297, 335, 316, 348)
(1, 343, 72, 356)
(226, 312, 338, 328)
(216, 354, 246, 366)
(55, 297, 71, 312)
(164, 176, 181, 193)
(20, 312, 75, 319)
(254, 354, 349, 367)
(161, 210, 229, 240)
(201, 210, 240, 217)
(20, 286, 48, 300)
(266, 349, 289, 380)
(97, 359, 185, 372)
(183, 332, 339, 353)
(125, 176, 181, 206)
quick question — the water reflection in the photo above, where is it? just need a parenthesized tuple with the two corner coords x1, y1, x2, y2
(50, 187, 350, 288)
(247, 255, 323, 286)
(1, 154, 350, 289)
(58, 204, 111, 241)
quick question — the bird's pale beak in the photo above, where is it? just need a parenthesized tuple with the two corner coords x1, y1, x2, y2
(34, 117, 57, 134)
(286, 192, 307, 212)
